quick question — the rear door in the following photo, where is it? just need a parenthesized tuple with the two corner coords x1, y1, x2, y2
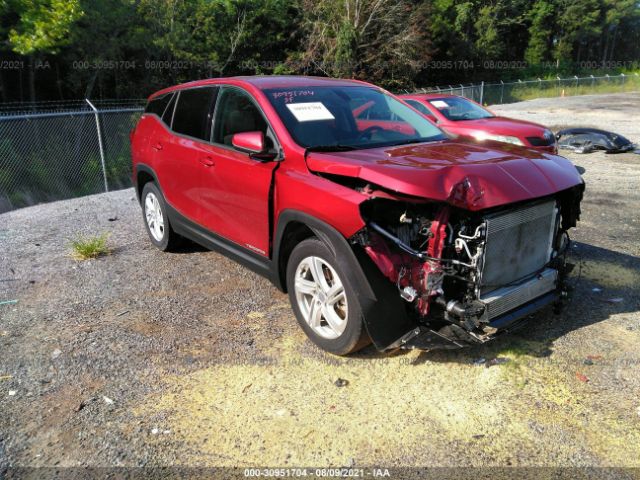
(154, 87, 219, 224)
(198, 86, 280, 256)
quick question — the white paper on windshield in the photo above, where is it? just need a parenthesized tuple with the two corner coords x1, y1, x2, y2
(430, 100, 449, 109)
(286, 102, 335, 122)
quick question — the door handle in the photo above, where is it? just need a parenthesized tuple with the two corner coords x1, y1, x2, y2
(199, 156, 215, 167)
(151, 142, 163, 151)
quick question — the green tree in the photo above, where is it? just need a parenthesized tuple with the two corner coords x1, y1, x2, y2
(524, 0, 556, 65)
(475, 4, 503, 58)
(1, 0, 83, 101)
(295, 0, 431, 87)
(599, 0, 639, 63)
(138, 0, 295, 77)
(554, 0, 601, 63)
(63, 0, 145, 98)
(6, 0, 83, 54)
(473, 1, 529, 60)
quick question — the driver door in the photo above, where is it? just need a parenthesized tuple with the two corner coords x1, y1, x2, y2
(198, 86, 280, 257)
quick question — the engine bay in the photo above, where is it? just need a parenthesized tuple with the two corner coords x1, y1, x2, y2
(352, 184, 583, 347)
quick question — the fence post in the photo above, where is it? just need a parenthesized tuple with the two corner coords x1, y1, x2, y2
(480, 81, 484, 104)
(86, 98, 109, 193)
(500, 80, 504, 104)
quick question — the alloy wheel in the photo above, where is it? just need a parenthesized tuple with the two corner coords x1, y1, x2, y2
(144, 192, 165, 242)
(293, 256, 348, 339)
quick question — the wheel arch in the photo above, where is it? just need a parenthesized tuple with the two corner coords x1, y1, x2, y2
(135, 164, 159, 202)
(272, 210, 372, 298)
(272, 209, 417, 350)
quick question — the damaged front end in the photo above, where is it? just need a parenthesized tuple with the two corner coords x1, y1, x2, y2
(351, 183, 584, 351)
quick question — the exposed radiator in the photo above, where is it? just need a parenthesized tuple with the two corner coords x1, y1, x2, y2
(481, 268, 558, 320)
(480, 200, 558, 296)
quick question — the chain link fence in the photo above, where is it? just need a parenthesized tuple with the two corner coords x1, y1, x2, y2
(0, 100, 144, 213)
(1, 73, 639, 213)
(408, 73, 640, 105)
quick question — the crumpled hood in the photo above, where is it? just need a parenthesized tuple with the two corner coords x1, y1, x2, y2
(306, 140, 583, 210)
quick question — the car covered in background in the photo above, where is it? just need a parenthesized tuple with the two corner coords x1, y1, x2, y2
(557, 127, 636, 154)
(399, 93, 558, 153)
(131, 76, 583, 355)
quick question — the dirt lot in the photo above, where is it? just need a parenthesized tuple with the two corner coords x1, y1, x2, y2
(1, 93, 640, 475)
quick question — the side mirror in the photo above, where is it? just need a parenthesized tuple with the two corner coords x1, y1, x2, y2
(232, 131, 264, 153)
(231, 131, 277, 161)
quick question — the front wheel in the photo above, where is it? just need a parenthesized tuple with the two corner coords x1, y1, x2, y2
(286, 238, 370, 355)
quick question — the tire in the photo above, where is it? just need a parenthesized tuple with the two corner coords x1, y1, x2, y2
(140, 182, 181, 251)
(286, 238, 370, 355)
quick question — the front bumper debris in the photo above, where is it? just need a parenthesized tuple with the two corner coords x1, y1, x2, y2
(396, 290, 559, 350)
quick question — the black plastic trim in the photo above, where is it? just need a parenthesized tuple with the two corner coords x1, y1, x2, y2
(165, 202, 276, 282)
(403, 291, 560, 351)
(135, 177, 420, 351)
(273, 211, 367, 293)
(134, 163, 159, 200)
(134, 163, 276, 282)
(273, 210, 417, 350)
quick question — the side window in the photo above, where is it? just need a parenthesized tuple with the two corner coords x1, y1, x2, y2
(172, 87, 219, 141)
(145, 93, 172, 117)
(406, 99, 437, 122)
(161, 93, 177, 126)
(213, 88, 268, 146)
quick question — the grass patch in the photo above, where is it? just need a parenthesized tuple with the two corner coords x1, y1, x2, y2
(70, 233, 111, 260)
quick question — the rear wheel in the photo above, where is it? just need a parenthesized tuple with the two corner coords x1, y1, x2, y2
(141, 182, 181, 251)
(286, 238, 369, 355)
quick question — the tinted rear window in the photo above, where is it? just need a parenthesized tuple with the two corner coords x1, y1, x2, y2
(145, 93, 172, 117)
(161, 93, 177, 126)
(172, 87, 219, 140)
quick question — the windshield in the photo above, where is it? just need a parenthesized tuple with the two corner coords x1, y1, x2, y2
(428, 97, 493, 121)
(264, 86, 446, 150)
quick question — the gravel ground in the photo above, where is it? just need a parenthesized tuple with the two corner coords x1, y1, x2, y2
(1, 93, 639, 474)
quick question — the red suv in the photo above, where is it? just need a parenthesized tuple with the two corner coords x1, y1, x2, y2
(131, 76, 584, 355)
(399, 93, 558, 153)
